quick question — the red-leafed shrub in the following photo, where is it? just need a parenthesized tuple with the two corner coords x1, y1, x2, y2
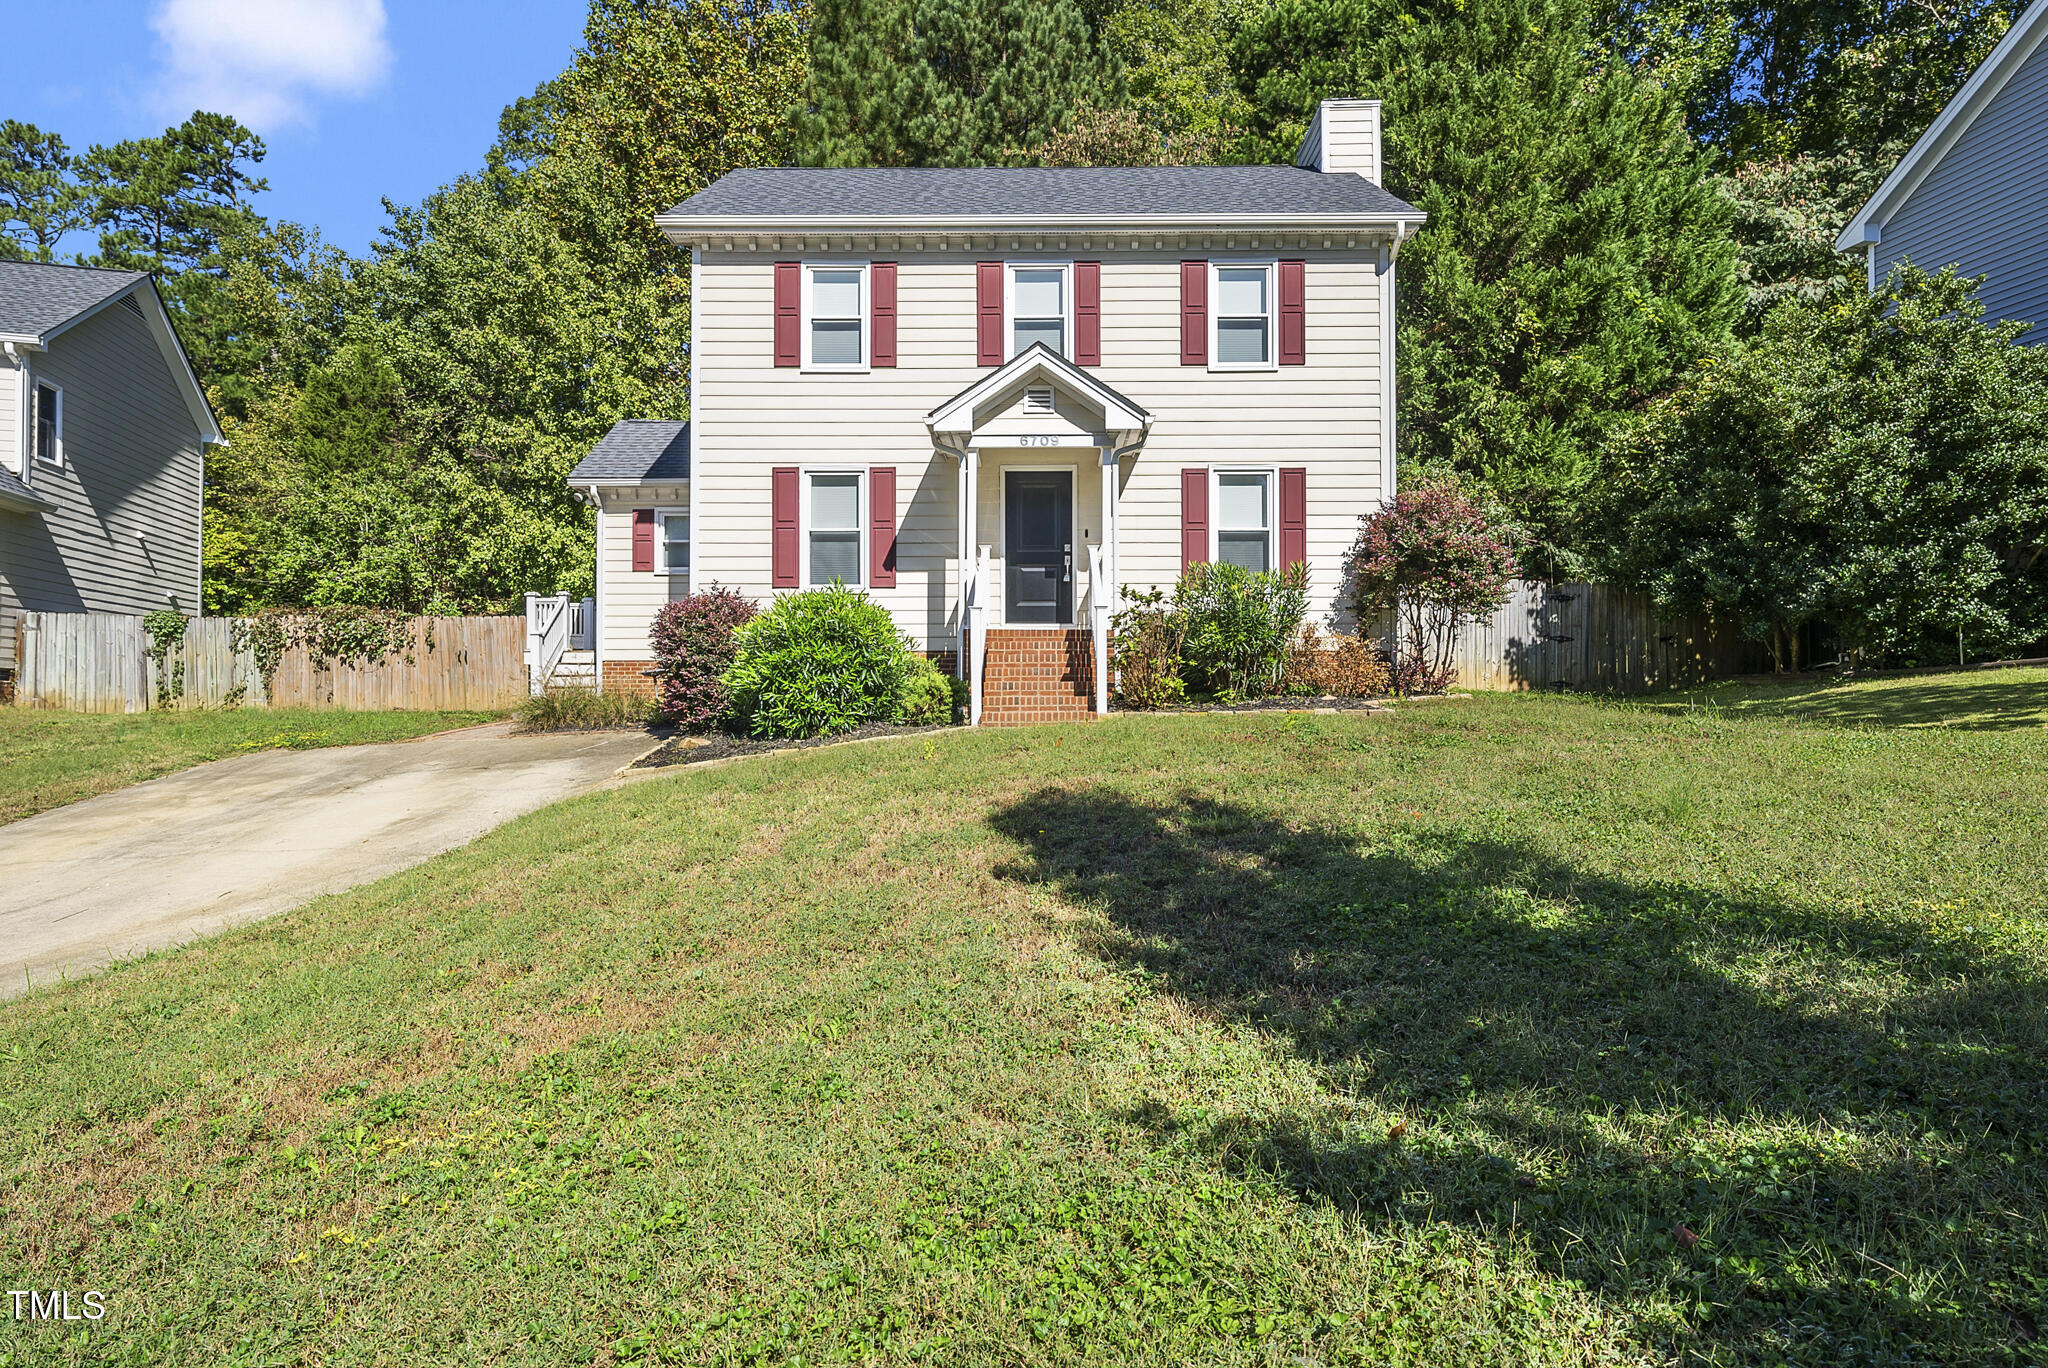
(649, 587, 758, 729)
(1349, 484, 1517, 694)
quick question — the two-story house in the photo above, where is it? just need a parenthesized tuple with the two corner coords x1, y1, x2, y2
(567, 100, 1422, 723)
(1837, 0, 2048, 333)
(1, 262, 221, 694)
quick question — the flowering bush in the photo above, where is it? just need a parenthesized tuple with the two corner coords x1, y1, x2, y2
(1349, 485, 1516, 694)
(649, 587, 757, 729)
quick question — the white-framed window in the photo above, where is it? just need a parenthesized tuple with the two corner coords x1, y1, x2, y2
(1007, 262, 1071, 358)
(1210, 261, 1276, 370)
(656, 508, 690, 575)
(33, 381, 62, 468)
(802, 262, 868, 370)
(1214, 469, 1274, 572)
(805, 469, 864, 586)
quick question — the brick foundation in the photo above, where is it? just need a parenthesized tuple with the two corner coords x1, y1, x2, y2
(601, 659, 661, 700)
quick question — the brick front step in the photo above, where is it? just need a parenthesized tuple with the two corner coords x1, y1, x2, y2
(977, 628, 1096, 727)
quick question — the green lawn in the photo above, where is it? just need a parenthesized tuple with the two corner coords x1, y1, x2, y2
(1, 673, 2044, 1366)
(0, 707, 504, 826)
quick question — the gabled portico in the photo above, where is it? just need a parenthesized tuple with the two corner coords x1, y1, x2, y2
(926, 343, 1150, 723)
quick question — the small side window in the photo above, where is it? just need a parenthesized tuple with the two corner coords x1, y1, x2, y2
(34, 382, 62, 468)
(657, 510, 690, 574)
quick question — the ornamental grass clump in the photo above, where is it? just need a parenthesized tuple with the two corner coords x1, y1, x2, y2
(721, 585, 917, 738)
(1349, 485, 1517, 694)
(649, 587, 758, 730)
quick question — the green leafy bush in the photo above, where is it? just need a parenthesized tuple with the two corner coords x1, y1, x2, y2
(722, 586, 916, 738)
(1109, 586, 1186, 710)
(897, 656, 964, 726)
(516, 688, 655, 732)
(1175, 560, 1309, 697)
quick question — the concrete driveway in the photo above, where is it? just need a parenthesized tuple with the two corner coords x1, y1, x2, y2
(0, 723, 660, 996)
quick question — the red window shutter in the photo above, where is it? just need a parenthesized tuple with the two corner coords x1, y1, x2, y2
(1279, 467, 1308, 570)
(773, 262, 800, 367)
(1075, 261, 1101, 365)
(871, 262, 897, 367)
(772, 467, 799, 587)
(1180, 261, 1207, 366)
(869, 466, 897, 587)
(1180, 468, 1210, 571)
(631, 508, 656, 573)
(1279, 260, 1306, 365)
(977, 261, 1004, 365)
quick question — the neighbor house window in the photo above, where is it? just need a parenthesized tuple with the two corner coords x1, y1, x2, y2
(1008, 263, 1069, 358)
(808, 472, 862, 585)
(33, 382, 62, 467)
(656, 509, 690, 575)
(805, 264, 866, 368)
(1211, 263, 1274, 368)
(1215, 471, 1272, 571)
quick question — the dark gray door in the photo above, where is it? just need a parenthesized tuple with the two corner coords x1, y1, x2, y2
(1004, 471, 1073, 624)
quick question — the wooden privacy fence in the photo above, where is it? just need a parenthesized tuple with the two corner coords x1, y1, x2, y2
(9, 613, 528, 713)
(1438, 580, 1762, 692)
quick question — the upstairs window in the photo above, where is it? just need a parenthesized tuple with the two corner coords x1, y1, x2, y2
(1008, 264, 1069, 358)
(1215, 471, 1272, 571)
(33, 382, 62, 468)
(808, 472, 862, 585)
(805, 264, 867, 368)
(1211, 263, 1274, 369)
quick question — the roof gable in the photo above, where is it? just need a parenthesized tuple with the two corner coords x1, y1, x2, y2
(1837, 0, 2048, 250)
(926, 343, 1150, 439)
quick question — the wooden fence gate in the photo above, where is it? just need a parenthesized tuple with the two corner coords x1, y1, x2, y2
(9, 613, 528, 713)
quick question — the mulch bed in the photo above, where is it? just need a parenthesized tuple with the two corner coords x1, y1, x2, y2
(633, 721, 943, 768)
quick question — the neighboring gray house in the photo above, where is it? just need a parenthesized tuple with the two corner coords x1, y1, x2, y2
(0, 262, 222, 689)
(1837, 0, 2048, 333)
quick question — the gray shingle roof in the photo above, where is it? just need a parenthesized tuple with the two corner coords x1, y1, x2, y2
(0, 467, 57, 511)
(569, 420, 691, 484)
(0, 261, 152, 340)
(664, 165, 1421, 221)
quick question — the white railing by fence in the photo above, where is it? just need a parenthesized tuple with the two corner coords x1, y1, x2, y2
(524, 592, 571, 695)
(966, 545, 991, 726)
(11, 612, 528, 713)
(1087, 544, 1109, 715)
(567, 596, 594, 651)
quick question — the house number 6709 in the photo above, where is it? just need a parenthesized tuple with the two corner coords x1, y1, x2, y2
(1019, 435, 1064, 446)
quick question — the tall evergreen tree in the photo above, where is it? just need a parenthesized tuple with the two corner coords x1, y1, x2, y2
(797, 0, 1116, 166)
(0, 122, 87, 261)
(1238, 0, 1742, 571)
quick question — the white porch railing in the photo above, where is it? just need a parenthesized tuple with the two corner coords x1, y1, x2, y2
(524, 592, 571, 695)
(965, 545, 991, 726)
(1087, 544, 1109, 715)
(566, 595, 594, 652)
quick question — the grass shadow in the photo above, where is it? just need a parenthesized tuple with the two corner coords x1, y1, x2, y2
(1665, 670, 2048, 731)
(989, 786, 2048, 1364)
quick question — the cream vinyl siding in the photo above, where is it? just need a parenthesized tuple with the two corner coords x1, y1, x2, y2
(595, 484, 689, 659)
(684, 245, 1387, 651)
(0, 348, 19, 475)
(0, 303, 203, 641)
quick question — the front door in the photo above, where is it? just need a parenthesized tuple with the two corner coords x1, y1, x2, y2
(1004, 470, 1073, 624)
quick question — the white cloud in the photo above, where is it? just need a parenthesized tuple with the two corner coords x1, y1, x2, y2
(150, 0, 392, 128)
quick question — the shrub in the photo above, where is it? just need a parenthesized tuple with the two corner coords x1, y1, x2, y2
(897, 656, 964, 726)
(516, 688, 655, 732)
(649, 587, 758, 729)
(1282, 623, 1392, 698)
(1175, 560, 1309, 698)
(1349, 483, 1516, 694)
(1109, 586, 1186, 710)
(722, 585, 916, 738)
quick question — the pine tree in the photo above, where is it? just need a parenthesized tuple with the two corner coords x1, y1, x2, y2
(0, 121, 87, 262)
(1237, 0, 1742, 570)
(796, 0, 1116, 167)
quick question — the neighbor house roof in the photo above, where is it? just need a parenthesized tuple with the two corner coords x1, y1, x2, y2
(0, 260, 222, 447)
(661, 165, 1422, 227)
(1836, 0, 2048, 251)
(0, 466, 58, 514)
(0, 261, 152, 343)
(570, 420, 691, 484)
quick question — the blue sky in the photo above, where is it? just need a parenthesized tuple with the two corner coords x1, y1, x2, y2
(14, 0, 589, 258)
